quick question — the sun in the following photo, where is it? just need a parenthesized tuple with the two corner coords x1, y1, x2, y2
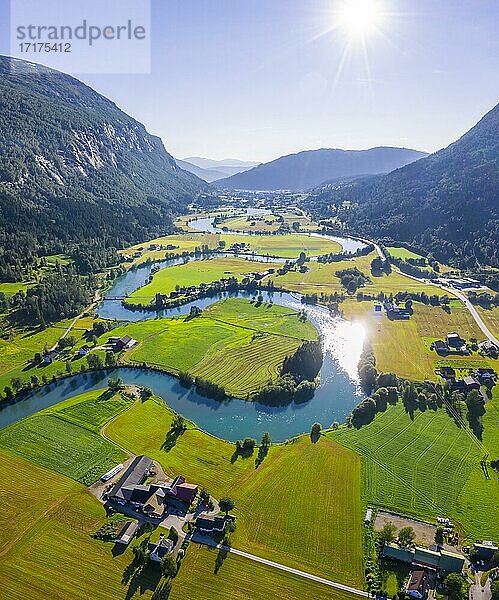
(337, 0, 382, 37)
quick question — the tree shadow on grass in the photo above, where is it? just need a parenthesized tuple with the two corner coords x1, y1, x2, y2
(214, 544, 230, 574)
(123, 562, 162, 600)
(160, 428, 185, 452)
(151, 581, 172, 600)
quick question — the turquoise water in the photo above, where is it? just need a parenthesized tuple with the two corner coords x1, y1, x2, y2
(0, 225, 367, 442)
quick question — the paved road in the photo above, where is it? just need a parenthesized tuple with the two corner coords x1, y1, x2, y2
(192, 535, 369, 597)
(469, 571, 492, 600)
(392, 268, 499, 346)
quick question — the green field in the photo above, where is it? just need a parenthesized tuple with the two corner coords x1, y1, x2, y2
(0, 449, 168, 600)
(0, 281, 33, 298)
(126, 256, 277, 306)
(221, 232, 341, 258)
(104, 298, 318, 397)
(328, 390, 499, 541)
(0, 389, 129, 485)
(342, 300, 498, 380)
(106, 396, 364, 586)
(275, 251, 449, 297)
(169, 543, 359, 600)
(387, 246, 426, 261)
(121, 232, 220, 267)
(0, 319, 87, 392)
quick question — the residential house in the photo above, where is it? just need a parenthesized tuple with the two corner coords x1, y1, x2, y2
(384, 302, 411, 320)
(406, 570, 430, 599)
(196, 514, 235, 536)
(479, 341, 499, 358)
(463, 376, 480, 391)
(116, 521, 139, 545)
(149, 535, 174, 562)
(114, 335, 136, 351)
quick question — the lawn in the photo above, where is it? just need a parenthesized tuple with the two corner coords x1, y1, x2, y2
(0, 389, 129, 485)
(126, 256, 277, 306)
(103, 298, 317, 397)
(168, 543, 361, 600)
(106, 396, 365, 586)
(221, 232, 341, 258)
(342, 300, 498, 380)
(327, 392, 499, 542)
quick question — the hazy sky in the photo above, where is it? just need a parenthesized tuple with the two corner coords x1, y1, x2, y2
(2, 0, 498, 161)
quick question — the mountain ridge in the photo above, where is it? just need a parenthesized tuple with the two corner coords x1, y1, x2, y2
(304, 102, 499, 268)
(215, 146, 428, 191)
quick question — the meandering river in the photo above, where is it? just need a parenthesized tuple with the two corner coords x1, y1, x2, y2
(0, 213, 368, 442)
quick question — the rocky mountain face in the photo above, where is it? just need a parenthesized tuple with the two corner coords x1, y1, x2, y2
(0, 56, 204, 254)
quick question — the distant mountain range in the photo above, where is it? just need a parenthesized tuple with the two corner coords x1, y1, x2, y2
(304, 103, 499, 268)
(0, 55, 204, 262)
(176, 157, 259, 182)
(215, 147, 428, 191)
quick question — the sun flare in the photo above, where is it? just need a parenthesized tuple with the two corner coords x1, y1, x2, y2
(337, 0, 382, 37)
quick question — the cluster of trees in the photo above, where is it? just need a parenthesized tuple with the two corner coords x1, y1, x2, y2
(316, 243, 374, 263)
(335, 267, 370, 294)
(370, 257, 392, 276)
(281, 340, 323, 382)
(469, 291, 499, 308)
(16, 269, 93, 325)
(251, 373, 316, 405)
(255, 431, 271, 466)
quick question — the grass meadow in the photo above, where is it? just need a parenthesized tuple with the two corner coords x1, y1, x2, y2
(0, 389, 129, 485)
(221, 232, 341, 258)
(126, 256, 278, 305)
(107, 298, 318, 397)
(328, 390, 499, 542)
(168, 543, 361, 600)
(106, 396, 364, 586)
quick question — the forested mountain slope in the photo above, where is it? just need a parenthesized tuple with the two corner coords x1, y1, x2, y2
(304, 103, 499, 268)
(216, 147, 427, 191)
(0, 56, 204, 278)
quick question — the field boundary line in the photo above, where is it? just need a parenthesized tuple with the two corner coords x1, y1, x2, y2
(192, 537, 369, 597)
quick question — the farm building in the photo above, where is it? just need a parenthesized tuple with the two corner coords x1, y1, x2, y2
(196, 514, 235, 536)
(114, 335, 137, 351)
(116, 521, 139, 545)
(473, 541, 498, 561)
(107, 455, 198, 518)
(382, 543, 465, 574)
(406, 570, 430, 599)
(384, 302, 411, 320)
(431, 340, 449, 355)
(108, 455, 154, 503)
(446, 333, 465, 350)
(149, 535, 174, 562)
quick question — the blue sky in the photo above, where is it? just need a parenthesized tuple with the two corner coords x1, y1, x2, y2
(1, 0, 498, 161)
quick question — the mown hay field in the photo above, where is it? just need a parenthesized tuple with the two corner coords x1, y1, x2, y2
(106, 397, 364, 586)
(0, 390, 129, 485)
(328, 391, 499, 542)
